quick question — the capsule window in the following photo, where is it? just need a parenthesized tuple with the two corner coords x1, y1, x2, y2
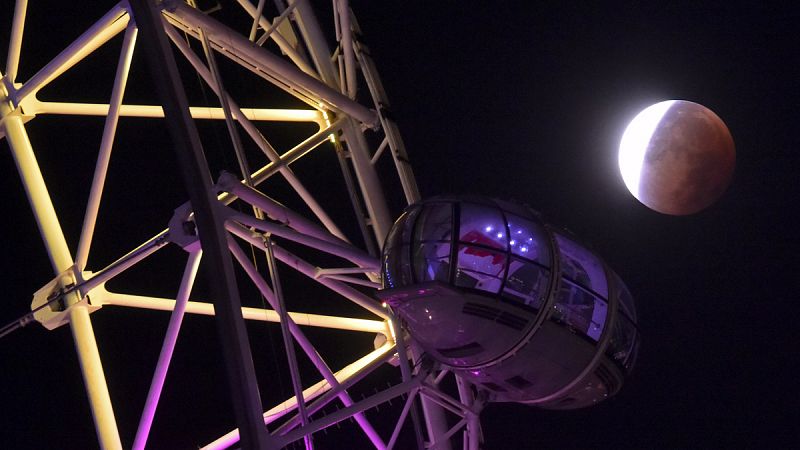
(506, 214, 551, 266)
(502, 258, 550, 310)
(552, 279, 608, 341)
(606, 313, 638, 371)
(617, 278, 637, 321)
(455, 244, 507, 294)
(415, 203, 453, 243)
(554, 233, 608, 299)
(413, 242, 452, 283)
(383, 244, 412, 289)
(400, 207, 421, 245)
(458, 204, 507, 250)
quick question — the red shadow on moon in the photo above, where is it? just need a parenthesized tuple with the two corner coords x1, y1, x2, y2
(638, 101, 735, 215)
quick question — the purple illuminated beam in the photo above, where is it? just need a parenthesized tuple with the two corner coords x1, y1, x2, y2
(132, 250, 202, 450)
(227, 210, 378, 272)
(217, 171, 351, 247)
(202, 342, 396, 450)
(226, 223, 386, 319)
(277, 374, 426, 448)
(227, 236, 386, 448)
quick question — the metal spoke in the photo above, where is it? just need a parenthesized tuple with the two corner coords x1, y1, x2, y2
(133, 250, 203, 450)
(75, 22, 138, 272)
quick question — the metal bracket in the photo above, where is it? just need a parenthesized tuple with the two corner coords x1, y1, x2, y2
(0, 80, 35, 139)
(167, 203, 201, 252)
(30, 270, 100, 330)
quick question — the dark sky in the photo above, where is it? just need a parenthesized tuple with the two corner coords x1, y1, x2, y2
(1, 1, 796, 449)
(354, 3, 796, 448)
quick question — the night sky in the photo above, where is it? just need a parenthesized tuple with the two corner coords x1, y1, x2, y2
(1, 1, 796, 449)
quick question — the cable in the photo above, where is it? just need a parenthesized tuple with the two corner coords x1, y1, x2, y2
(0, 287, 74, 339)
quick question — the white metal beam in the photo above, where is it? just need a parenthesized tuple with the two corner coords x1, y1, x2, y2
(162, 1, 377, 126)
(2, 70, 122, 449)
(75, 23, 138, 272)
(21, 99, 324, 123)
(6, 0, 28, 83)
(13, 4, 129, 105)
(95, 290, 389, 335)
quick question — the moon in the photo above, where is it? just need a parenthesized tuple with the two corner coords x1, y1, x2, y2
(619, 100, 735, 215)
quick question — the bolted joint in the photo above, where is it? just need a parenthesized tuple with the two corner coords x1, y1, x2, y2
(30, 270, 100, 330)
(168, 203, 202, 252)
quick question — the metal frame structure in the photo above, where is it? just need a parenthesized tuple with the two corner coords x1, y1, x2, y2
(1, 1, 481, 448)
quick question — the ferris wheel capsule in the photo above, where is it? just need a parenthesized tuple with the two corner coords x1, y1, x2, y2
(379, 196, 640, 409)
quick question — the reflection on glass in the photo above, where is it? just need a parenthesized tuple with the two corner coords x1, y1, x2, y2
(400, 207, 420, 245)
(413, 242, 451, 283)
(552, 279, 607, 341)
(607, 269, 637, 320)
(626, 331, 640, 370)
(416, 203, 452, 242)
(383, 244, 412, 289)
(606, 314, 638, 370)
(617, 277, 637, 321)
(506, 214, 551, 265)
(455, 244, 506, 293)
(459, 204, 507, 250)
(503, 258, 549, 310)
(555, 234, 608, 298)
(384, 212, 405, 251)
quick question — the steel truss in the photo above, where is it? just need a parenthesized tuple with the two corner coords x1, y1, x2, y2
(1, 0, 483, 449)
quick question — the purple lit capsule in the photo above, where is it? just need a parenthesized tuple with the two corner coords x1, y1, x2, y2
(379, 196, 638, 410)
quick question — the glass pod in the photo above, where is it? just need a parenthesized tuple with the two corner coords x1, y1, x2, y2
(379, 196, 640, 409)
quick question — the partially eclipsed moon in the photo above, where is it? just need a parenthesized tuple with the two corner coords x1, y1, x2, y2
(619, 100, 735, 215)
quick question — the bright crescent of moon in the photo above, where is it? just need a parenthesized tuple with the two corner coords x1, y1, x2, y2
(618, 100, 675, 197)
